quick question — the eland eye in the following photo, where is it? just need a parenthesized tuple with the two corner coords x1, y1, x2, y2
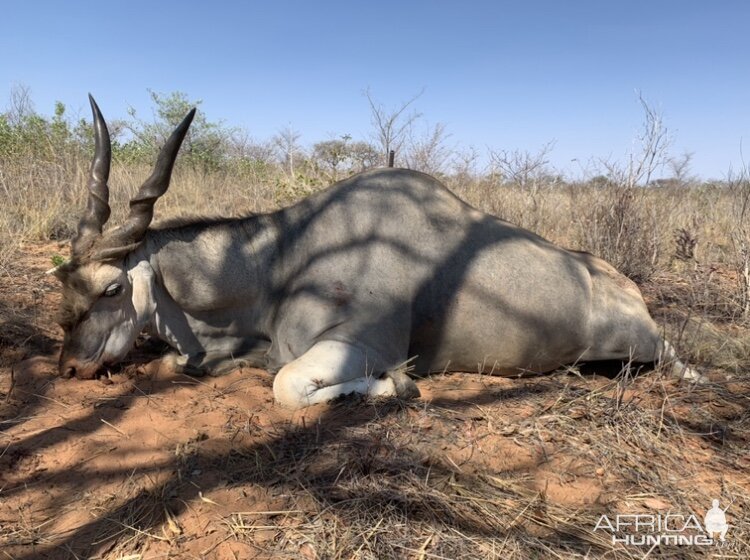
(103, 283, 122, 297)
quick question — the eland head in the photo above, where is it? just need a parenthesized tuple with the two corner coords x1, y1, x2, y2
(54, 95, 195, 379)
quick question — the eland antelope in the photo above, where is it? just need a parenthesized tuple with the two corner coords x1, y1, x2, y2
(53, 96, 702, 409)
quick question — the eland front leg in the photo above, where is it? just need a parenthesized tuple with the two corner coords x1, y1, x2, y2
(272, 340, 419, 409)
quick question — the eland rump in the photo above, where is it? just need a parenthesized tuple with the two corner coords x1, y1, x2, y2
(54, 97, 701, 409)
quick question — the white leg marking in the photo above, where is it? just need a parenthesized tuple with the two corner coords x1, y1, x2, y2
(659, 340, 707, 383)
(272, 341, 397, 409)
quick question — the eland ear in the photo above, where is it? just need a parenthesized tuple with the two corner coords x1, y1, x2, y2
(46, 259, 74, 281)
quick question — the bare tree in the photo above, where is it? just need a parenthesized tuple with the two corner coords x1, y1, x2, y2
(365, 88, 424, 166)
(632, 94, 672, 186)
(404, 121, 453, 175)
(727, 158, 750, 320)
(485, 141, 557, 233)
(229, 129, 276, 163)
(451, 146, 480, 181)
(583, 94, 674, 281)
(488, 140, 556, 189)
(273, 123, 302, 176)
(5, 83, 35, 126)
(669, 150, 695, 185)
(602, 93, 672, 188)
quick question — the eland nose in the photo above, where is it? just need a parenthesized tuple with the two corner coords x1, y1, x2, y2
(59, 355, 76, 378)
(59, 356, 99, 379)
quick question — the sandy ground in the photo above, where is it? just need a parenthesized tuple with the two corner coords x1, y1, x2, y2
(1, 243, 748, 559)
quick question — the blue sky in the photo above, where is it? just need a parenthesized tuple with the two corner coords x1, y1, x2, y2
(3, 1, 749, 179)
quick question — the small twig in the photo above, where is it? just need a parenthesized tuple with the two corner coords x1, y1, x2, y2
(417, 532, 434, 560)
(5, 367, 16, 402)
(100, 418, 128, 438)
(505, 491, 542, 530)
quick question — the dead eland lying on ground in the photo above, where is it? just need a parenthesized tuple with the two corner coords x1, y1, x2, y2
(52, 96, 702, 409)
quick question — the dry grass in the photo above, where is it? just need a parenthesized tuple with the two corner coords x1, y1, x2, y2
(1, 152, 749, 558)
(3, 358, 747, 558)
(2, 149, 748, 297)
(0, 153, 744, 258)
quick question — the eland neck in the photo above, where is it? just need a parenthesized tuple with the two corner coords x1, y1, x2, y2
(127, 213, 283, 362)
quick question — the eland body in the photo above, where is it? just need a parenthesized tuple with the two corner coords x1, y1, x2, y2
(55, 97, 701, 409)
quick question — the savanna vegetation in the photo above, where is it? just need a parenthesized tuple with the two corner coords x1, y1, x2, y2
(1, 86, 748, 306)
(0, 86, 748, 558)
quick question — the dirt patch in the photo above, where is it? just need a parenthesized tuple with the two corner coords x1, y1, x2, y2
(1, 243, 749, 559)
